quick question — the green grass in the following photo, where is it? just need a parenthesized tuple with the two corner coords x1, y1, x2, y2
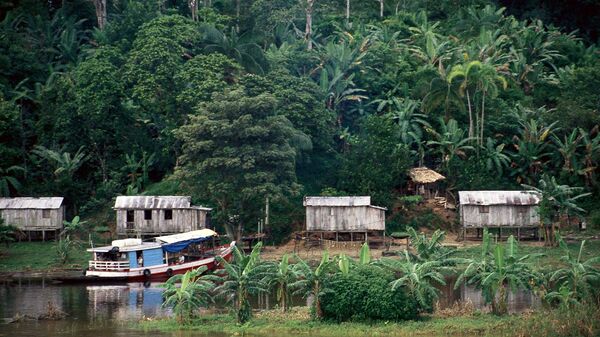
(138, 304, 600, 337)
(0, 241, 91, 272)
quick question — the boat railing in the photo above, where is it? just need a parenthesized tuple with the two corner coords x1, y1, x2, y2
(89, 260, 130, 271)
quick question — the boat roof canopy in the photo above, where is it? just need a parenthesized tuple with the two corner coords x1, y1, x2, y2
(155, 229, 217, 244)
(155, 229, 218, 253)
(87, 242, 161, 253)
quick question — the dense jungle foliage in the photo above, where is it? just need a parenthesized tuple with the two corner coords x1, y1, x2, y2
(0, 0, 599, 240)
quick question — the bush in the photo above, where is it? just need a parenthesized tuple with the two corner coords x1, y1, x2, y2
(320, 265, 419, 322)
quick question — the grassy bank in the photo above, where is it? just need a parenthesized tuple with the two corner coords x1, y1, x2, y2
(138, 304, 600, 337)
(0, 241, 91, 272)
(1, 237, 598, 273)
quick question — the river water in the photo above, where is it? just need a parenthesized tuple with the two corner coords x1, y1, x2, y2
(0, 278, 538, 337)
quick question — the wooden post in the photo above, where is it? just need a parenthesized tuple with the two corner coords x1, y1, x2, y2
(365, 231, 368, 244)
(42, 230, 45, 242)
(350, 232, 353, 242)
(517, 227, 520, 241)
(335, 231, 338, 242)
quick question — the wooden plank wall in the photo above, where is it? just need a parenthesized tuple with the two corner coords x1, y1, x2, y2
(0, 207, 64, 230)
(461, 205, 539, 228)
(116, 209, 208, 236)
(306, 206, 385, 231)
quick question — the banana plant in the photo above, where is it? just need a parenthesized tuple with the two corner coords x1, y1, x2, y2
(161, 266, 215, 323)
(214, 242, 269, 323)
(455, 231, 539, 315)
(379, 250, 447, 312)
(545, 235, 600, 306)
(264, 254, 298, 312)
(291, 251, 333, 318)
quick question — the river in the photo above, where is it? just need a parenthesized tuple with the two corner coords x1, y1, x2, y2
(0, 278, 538, 336)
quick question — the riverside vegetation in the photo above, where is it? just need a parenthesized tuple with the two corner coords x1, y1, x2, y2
(142, 230, 600, 336)
(0, 0, 599, 245)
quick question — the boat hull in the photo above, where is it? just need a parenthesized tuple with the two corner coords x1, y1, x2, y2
(85, 246, 233, 282)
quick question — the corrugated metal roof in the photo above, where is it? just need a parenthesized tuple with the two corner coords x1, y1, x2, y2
(0, 197, 64, 209)
(304, 196, 372, 207)
(114, 196, 192, 209)
(458, 191, 540, 206)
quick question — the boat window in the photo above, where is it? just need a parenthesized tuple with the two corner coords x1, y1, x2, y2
(144, 210, 152, 220)
(479, 206, 489, 213)
(42, 209, 51, 218)
(126, 210, 134, 222)
(164, 209, 173, 220)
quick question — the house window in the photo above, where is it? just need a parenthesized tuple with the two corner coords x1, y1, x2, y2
(144, 210, 152, 220)
(42, 209, 51, 218)
(479, 206, 490, 213)
(126, 210, 134, 222)
(164, 209, 173, 220)
(517, 207, 527, 214)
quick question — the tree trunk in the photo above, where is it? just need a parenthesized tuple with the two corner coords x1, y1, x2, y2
(306, 0, 314, 50)
(189, 0, 198, 21)
(236, 0, 240, 31)
(480, 92, 485, 146)
(346, 0, 350, 21)
(91, 0, 107, 30)
(466, 90, 474, 139)
(379, 0, 384, 18)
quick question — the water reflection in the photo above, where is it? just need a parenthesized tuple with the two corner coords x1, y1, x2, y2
(0, 277, 539, 336)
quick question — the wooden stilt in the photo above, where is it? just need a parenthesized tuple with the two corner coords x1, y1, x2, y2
(350, 232, 353, 242)
(336, 232, 338, 242)
(42, 230, 45, 242)
(517, 227, 520, 241)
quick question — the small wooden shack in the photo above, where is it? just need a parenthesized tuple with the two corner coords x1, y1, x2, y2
(0, 197, 65, 240)
(458, 190, 540, 239)
(408, 167, 445, 199)
(114, 196, 211, 238)
(303, 196, 386, 242)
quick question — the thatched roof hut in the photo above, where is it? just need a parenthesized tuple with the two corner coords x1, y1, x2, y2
(408, 167, 445, 199)
(409, 167, 445, 184)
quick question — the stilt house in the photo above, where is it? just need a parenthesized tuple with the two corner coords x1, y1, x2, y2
(0, 197, 65, 240)
(303, 196, 386, 241)
(114, 196, 211, 237)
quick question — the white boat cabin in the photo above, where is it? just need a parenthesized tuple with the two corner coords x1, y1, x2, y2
(87, 229, 218, 272)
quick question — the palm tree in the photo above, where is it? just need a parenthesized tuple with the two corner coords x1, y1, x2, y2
(291, 251, 333, 318)
(0, 165, 25, 197)
(214, 242, 268, 323)
(161, 266, 215, 323)
(472, 62, 508, 145)
(32, 146, 87, 181)
(387, 98, 431, 145)
(455, 231, 539, 315)
(427, 118, 474, 172)
(482, 137, 510, 176)
(579, 129, 600, 186)
(552, 129, 583, 174)
(522, 175, 590, 246)
(201, 25, 267, 74)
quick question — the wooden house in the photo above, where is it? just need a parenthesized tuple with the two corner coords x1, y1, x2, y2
(458, 190, 540, 239)
(408, 167, 445, 199)
(114, 196, 211, 237)
(303, 196, 386, 241)
(0, 197, 65, 240)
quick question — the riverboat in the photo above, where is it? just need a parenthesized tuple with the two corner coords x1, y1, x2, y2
(85, 229, 234, 281)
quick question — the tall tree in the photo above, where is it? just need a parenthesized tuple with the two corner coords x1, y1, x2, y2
(174, 89, 301, 240)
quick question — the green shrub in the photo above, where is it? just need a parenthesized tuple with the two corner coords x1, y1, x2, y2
(320, 265, 419, 322)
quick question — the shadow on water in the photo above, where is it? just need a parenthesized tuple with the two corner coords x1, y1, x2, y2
(0, 276, 538, 337)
